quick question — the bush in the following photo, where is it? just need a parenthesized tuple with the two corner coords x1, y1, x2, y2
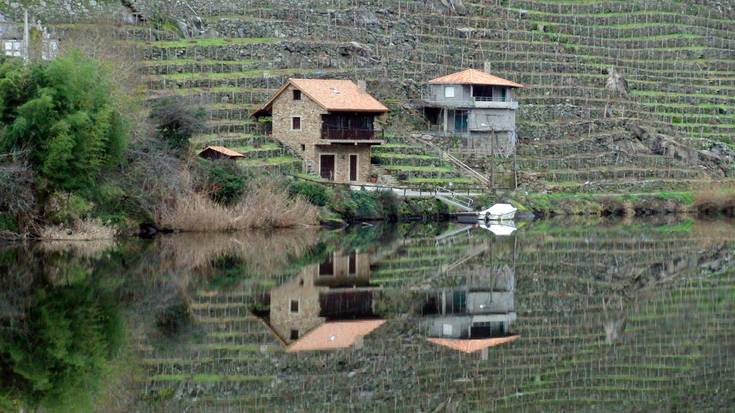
(0, 212, 17, 232)
(0, 51, 127, 192)
(149, 96, 205, 153)
(45, 192, 94, 225)
(329, 189, 358, 219)
(200, 161, 247, 205)
(289, 180, 330, 207)
(377, 190, 400, 221)
(352, 190, 380, 218)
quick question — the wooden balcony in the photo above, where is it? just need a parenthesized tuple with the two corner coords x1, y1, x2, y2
(320, 126, 384, 142)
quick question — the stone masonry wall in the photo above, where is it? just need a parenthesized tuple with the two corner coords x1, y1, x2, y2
(271, 83, 375, 183)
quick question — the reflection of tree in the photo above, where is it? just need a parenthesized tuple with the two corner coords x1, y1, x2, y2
(0, 250, 123, 413)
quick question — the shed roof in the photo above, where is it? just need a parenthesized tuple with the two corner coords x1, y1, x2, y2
(199, 146, 245, 158)
(286, 320, 386, 352)
(428, 69, 524, 88)
(426, 335, 520, 353)
(252, 78, 389, 117)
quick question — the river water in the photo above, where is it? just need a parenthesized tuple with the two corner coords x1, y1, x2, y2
(1, 217, 733, 412)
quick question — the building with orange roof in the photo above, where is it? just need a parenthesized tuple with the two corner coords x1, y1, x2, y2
(423, 68, 523, 156)
(198, 145, 245, 160)
(253, 78, 388, 183)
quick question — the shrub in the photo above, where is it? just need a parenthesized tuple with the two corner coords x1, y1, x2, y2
(376, 190, 400, 220)
(157, 180, 319, 231)
(289, 180, 330, 207)
(351, 190, 380, 218)
(149, 96, 205, 153)
(0, 212, 17, 232)
(45, 192, 94, 225)
(198, 161, 247, 205)
(329, 189, 358, 219)
(0, 51, 127, 192)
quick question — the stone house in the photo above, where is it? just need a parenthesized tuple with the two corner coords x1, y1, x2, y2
(253, 78, 388, 183)
(422, 68, 523, 156)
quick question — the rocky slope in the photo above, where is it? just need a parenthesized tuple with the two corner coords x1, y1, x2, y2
(31, 0, 735, 192)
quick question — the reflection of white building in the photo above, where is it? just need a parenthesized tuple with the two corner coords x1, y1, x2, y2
(421, 265, 518, 355)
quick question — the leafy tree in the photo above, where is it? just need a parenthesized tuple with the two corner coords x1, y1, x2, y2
(0, 51, 127, 192)
(149, 96, 205, 153)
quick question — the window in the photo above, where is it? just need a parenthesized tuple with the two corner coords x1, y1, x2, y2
(290, 329, 299, 340)
(300, 144, 305, 151)
(442, 324, 453, 336)
(319, 254, 334, 276)
(293, 89, 301, 100)
(348, 252, 357, 276)
(290, 300, 299, 313)
(292, 117, 301, 130)
(444, 86, 455, 98)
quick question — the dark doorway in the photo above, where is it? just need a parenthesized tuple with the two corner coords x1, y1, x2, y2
(454, 110, 468, 133)
(349, 154, 358, 181)
(319, 254, 334, 276)
(320, 154, 335, 180)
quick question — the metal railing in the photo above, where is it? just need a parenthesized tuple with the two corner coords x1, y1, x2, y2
(321, 127, 384, 140)
(422, 95, 516, 105)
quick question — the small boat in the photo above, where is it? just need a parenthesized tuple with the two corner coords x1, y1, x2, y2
(479, 220, 516, 236)
(479, 203, 517, 221)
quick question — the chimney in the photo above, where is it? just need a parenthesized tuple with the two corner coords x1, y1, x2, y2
(357, 79, 367, 92)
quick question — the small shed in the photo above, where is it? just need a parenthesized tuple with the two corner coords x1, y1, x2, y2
(198, 146, 245, 160)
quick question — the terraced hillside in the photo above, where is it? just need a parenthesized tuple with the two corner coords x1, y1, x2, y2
(134, 220, 735, 412)
(51, 1, 735, 189)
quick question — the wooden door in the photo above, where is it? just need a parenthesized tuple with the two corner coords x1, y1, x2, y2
(349, 154, 358, 181)
(320, 154, 335, 180)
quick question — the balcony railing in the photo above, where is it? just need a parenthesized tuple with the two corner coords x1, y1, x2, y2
(423, 94, 517, 106)
(321, 126, 384, 140)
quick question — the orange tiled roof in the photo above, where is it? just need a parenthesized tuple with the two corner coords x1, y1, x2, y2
(286, 320, 386, 352)
(199, 146, 245, 157)
(253, 78, 389, 116)
(428, 69, 524, 88)
(427, 335, 520, 353)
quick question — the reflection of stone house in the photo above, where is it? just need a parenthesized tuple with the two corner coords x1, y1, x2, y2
(420, 267, 517, 355)
(265, 250, 384, 351)
(422, 69, 523, 156)
(252, 79, 388, 183)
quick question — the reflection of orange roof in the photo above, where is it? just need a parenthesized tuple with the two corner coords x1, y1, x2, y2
(287, 320, 386, 352)
(428, 69, 524, 88)
(253, 78, 389, 116)
(199, 146, 245, 157)
(427, 335, 519, 353)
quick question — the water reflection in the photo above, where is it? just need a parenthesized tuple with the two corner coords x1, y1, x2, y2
(259, 248, 385, 352)
(0, 218, 733, 412)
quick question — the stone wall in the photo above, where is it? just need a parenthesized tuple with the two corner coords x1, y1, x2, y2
(271, 83, 325, 163)
(271, 82, 376, 183)
(315, 145, 372, 183)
